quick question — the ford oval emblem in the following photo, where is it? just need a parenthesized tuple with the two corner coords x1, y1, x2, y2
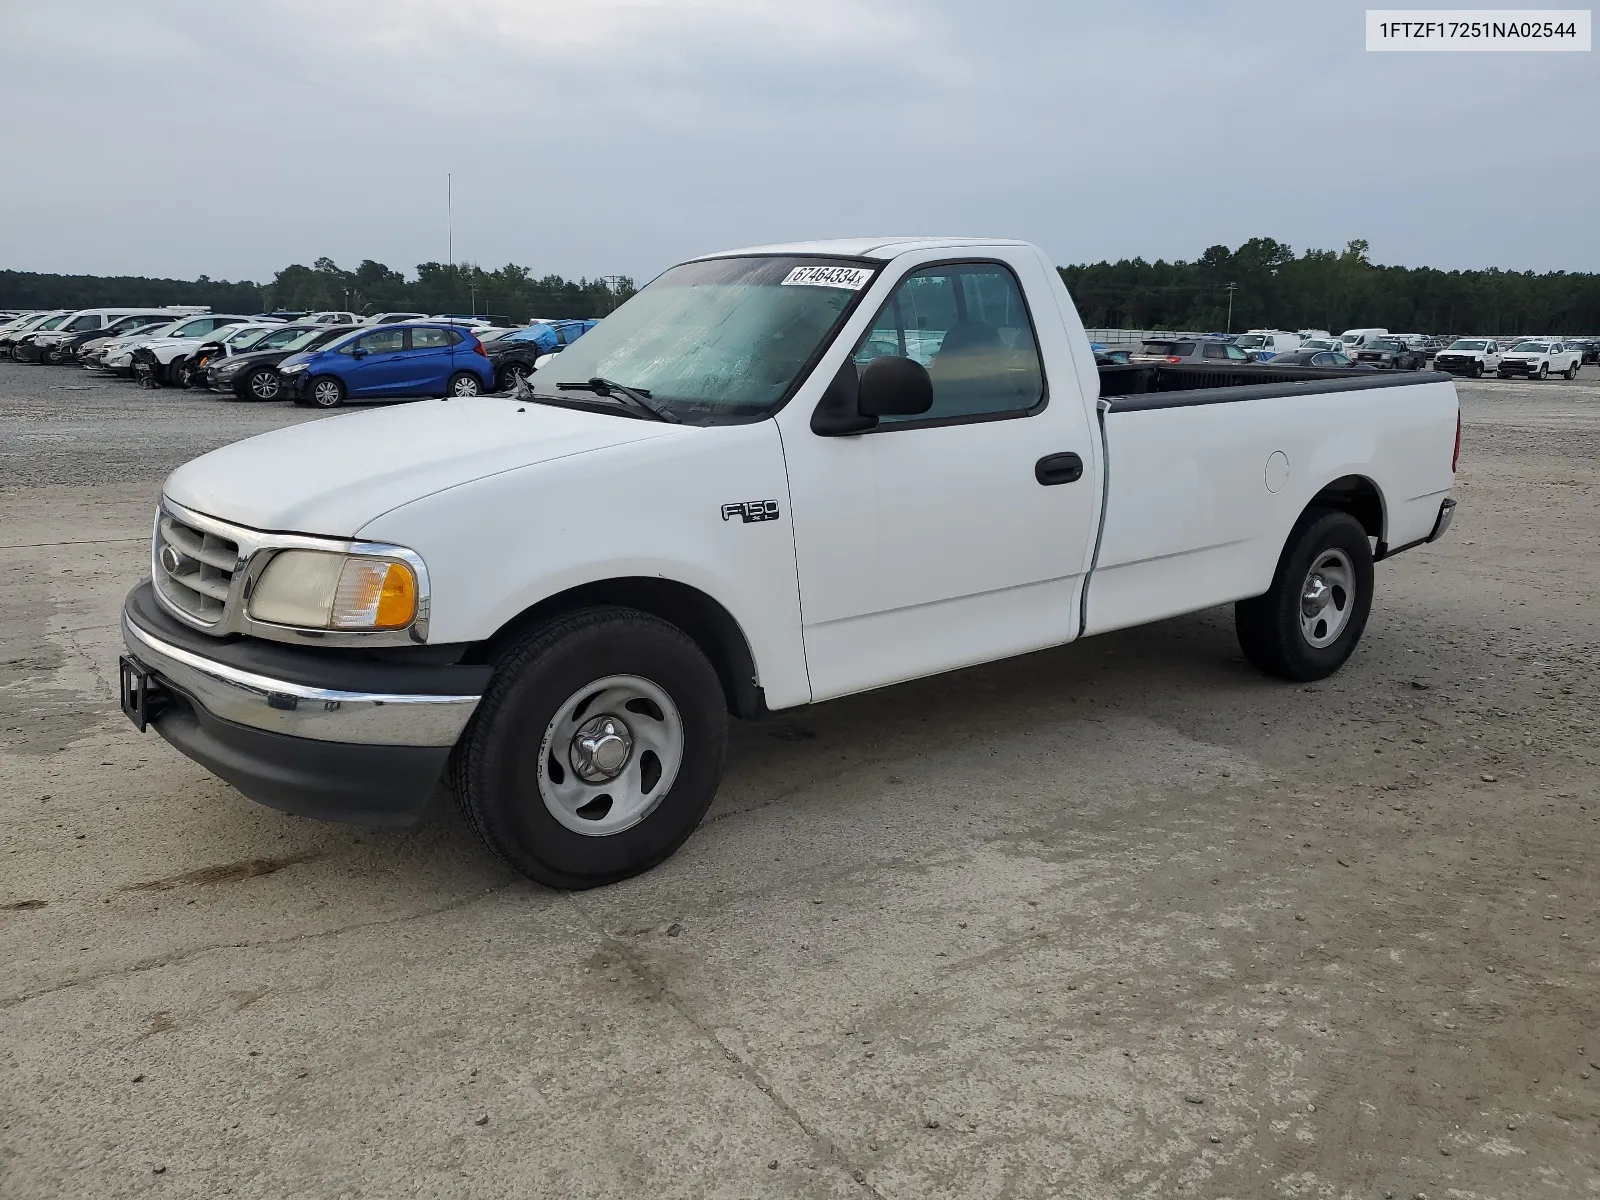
(159, 545, 184, 575)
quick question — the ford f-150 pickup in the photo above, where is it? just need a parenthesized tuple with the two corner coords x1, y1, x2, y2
(119, 237, 1460, 888)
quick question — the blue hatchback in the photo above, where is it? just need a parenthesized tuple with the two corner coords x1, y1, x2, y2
(277, 322, 495, 408)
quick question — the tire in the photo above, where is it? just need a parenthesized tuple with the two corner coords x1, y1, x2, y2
(1235, 508, 1374, 683)
(241, 367, 282, 401)
(447, 371, 483, 397)
(1471, 361, 1483, 378)
(452, 606, 729, 889)
(309, 376, 346, 408)
(40, 345, 58, 365)
(1565, 360, 1579, 380)
(495, 362, 531, 391)
(168, 358, 189, 388)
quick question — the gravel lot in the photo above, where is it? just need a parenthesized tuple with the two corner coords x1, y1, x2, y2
(2, 361, 1597, 1199)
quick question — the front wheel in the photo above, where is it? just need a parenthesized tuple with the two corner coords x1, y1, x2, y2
(309, 376, 346, 408)
(1471, 361, 1484, 378)
(1235, 508, 1374, 682)
(241, 367, 282, 401)
(168, 358, 189, 388)
(447, 371, 482, 397)
(1535, 363, 1548, 380)
(452, 606, 728, 889)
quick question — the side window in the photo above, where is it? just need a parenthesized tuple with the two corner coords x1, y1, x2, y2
(851, 262, 1044, 424)
(409, 327, 453, 350)
(356, 329, 406, 355)
(1202, 343, 1228, 360)
(69, 315, 101, 331)
(1225, 344, 1250, 361)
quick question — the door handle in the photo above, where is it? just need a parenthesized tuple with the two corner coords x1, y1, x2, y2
(1035, 452, 1084, 485)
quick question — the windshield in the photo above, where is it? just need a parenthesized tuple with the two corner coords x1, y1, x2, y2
(1233, 335, 1267, 348)
(1301, 339, 1335, 350)
(1370, 339, 1403, 351)
(1511, 342, 1548, 352)
(274, 327, 335, 352)
(218, 325, 266, 346)
(37, 314, 70, 331)
(1449, 340, 1488, 350)
(530, 256, 876, 415)
(108, 314, 160, 332)
(127, 320, 185, 341)
(251, 326, 314, 351)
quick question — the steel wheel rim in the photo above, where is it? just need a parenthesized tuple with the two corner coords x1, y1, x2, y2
(313, 381, 341, 406)
(1299, 548, 1354, 649)
(536, 674, 683, 838)
(452, 375, 480, 396)
(249, 372, 279, 400)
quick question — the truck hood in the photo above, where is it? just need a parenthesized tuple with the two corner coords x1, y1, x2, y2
(163, 396, 685, 537)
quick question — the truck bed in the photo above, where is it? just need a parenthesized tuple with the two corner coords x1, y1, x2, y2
(1083, 365, 1458, 637)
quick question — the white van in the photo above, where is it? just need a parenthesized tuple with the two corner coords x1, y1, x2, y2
(1233, 330, 1301, 361)
(1339, 328, 1389, 354)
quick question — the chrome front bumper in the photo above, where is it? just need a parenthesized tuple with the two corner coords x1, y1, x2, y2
(121, 615, 480, 748)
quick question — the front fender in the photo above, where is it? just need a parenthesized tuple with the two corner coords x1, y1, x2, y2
(355, 420, 812, 710)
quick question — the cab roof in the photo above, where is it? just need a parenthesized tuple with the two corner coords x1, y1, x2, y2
(689, 237, 1037, 262)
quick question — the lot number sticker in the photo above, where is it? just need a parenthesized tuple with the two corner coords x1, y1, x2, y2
(781, 265, 873, 290)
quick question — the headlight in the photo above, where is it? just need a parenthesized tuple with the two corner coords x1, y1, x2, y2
(248, 551, 418, 631)
(280, 361, 309, 375)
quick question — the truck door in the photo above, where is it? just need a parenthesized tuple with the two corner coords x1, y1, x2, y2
(778, 252, 1099, 701)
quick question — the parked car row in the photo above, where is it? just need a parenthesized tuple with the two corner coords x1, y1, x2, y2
(0, 304, 602, 407)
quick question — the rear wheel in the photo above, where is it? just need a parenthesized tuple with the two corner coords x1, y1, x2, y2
(496, 362, 531, 391)
(1235, 508, 1374, 683)
(447, 371, 482, 397)
(452, 606, 728, 889)
(309, 376, 346, 408)
(1565, 360, 1580, 380)
(242, 367, 282, 401)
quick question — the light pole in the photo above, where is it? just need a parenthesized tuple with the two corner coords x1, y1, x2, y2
(1225, 282, 1238, 333)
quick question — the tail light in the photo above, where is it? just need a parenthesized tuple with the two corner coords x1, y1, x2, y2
(1452, 409, 1462, 472)
(1166, 356, 1182, 364)
(472, 338, 488, 358)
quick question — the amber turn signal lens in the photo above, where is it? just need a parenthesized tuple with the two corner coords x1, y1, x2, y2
(332, 559, 417, 629)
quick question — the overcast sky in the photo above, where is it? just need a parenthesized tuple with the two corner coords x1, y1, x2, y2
(0, 0, 1593, 283)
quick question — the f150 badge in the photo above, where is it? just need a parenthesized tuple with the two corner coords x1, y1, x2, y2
(722, 500, 780, 523)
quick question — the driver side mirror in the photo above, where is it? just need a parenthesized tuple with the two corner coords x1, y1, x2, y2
(858, 355, 934, 418)
(810, 355, 934, 436)
(351, 347, 368, 359)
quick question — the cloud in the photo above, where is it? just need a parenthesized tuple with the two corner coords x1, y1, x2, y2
(0, 0, 1593, 283)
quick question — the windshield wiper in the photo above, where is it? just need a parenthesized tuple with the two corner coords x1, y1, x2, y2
(557, 377, 680, 423)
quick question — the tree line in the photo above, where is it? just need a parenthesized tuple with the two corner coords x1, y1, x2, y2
(0, 258, 636, 323)
(1060, 238, 1600, 335)
(5, 240, 1597, 334)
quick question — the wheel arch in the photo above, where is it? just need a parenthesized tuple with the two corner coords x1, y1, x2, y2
(467, 576, 767, 719)
(1304, 473, 1386, 546)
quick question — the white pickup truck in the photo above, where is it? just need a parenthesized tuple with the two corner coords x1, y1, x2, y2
(1496, 339, 1582, 380)
(119, 237, 1460, 888)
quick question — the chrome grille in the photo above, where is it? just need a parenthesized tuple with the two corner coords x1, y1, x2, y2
(154, 512, 240, 625)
